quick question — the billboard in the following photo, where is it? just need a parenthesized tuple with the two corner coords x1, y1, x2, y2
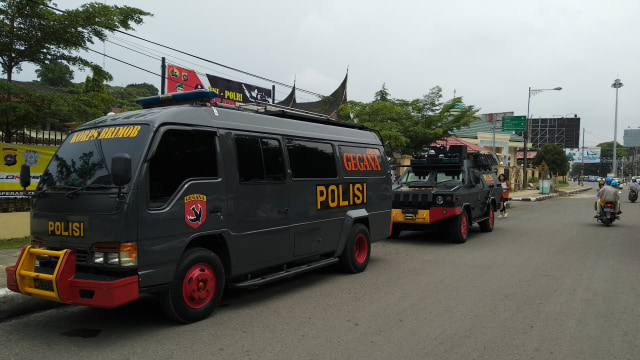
(206, 74, 272, 104)
(1, 144, 57, 197)
(166, 65, 273, 105)
(566, 147, 601, 164)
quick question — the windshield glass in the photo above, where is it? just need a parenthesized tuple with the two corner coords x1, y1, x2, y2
(39, 124, 149, 192)
(401, 168, 464, 186)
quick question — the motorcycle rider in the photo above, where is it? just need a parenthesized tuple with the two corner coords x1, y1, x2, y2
(629, 178, 640, 192)
(596, 177, 620, 219)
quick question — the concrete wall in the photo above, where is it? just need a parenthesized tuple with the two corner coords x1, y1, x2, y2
(0, 212, 30, 240)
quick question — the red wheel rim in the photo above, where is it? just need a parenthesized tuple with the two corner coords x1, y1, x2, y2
(461, 215, 468, 238)
(354, 234, 368, 264)
(182, 263, 216, 309)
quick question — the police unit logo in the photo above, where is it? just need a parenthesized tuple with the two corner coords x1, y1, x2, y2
(3, 153, 16, 166)
(21, 149, 41, 167)
(185, 194, 207, 229)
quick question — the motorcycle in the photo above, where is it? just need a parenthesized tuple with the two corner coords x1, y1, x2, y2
(597, 201, 617, 226)
(629, 189, 638, 203)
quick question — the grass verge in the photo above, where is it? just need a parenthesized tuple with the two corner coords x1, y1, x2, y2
(0, 237, 30, 250)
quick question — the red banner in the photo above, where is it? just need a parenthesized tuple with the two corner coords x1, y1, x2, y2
(167, 65, 207, 93)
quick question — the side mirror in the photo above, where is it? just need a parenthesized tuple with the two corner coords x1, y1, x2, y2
(111, 153, 132, 187)
(19, 163, 31, 190)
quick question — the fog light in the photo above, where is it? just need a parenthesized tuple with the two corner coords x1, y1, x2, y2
(435, 196, 444, 205)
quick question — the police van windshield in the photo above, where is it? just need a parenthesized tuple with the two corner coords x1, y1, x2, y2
(39, 125, 149, 192)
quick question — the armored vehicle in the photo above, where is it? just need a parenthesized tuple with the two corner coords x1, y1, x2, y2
(390, 145, 499, 243)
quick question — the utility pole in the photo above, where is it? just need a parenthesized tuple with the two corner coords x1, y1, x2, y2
(580, 127, 585, 185)
(612, 78, 623, 177)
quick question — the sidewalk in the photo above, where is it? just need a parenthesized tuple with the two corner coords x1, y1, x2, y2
(0, 184, 591, 319)
(509, 184, 590, 201)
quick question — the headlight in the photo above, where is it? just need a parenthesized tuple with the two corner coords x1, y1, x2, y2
(93, 251, 105, 264)
(106, 252, 120, 265)
(91, 242, 137, 267)
(435, 196, 444, 205)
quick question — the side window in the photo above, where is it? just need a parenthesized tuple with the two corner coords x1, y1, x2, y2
(286, 139, 337, 179)
(235, 135, 285, 183)
(149, 129, 218, 205)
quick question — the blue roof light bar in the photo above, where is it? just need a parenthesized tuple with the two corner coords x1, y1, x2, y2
(135, 90, 219, 108)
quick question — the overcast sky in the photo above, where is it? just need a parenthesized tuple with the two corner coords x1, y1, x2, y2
(12, 0, 640, 147)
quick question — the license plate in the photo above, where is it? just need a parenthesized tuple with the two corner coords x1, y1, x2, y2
(402, 207, 417, 215)
(33, 278, 54, 292)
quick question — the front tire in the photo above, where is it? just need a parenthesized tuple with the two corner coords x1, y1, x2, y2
(339, 224, 371, 273)
(161, 248, 225, 323)
(389, 224, 401, 238)
(449, 211, 469, 244)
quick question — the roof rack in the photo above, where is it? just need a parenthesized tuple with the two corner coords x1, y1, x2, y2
(135, 90, 372, 132)
(212, 100, 371, 131)
(411, 145, 498, 169)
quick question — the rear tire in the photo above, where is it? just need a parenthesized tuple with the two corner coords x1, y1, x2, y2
(479, 207, 494, 232)
(449, 211, 469, 244)
(161, 248, 225, 323)
(339, 224, 371, 273)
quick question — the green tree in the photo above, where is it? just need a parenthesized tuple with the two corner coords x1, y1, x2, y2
(35, 61, 74, 88)
(339, 84, 479, 156)
(597, 141, 627, 176)
(597, 141, 626, 161)
(0, 81, 66, 142)
(0, 0, 152, 82)
(0, 0, 151, 143)
(532, 144, 570, 177)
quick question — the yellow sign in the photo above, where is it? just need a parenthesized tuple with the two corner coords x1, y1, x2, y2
(1, 143, 58, 197)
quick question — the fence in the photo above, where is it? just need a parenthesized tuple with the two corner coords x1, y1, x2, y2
(0, 129, 67, 147)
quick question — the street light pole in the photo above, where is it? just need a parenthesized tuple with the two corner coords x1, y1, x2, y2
(523, 86, 562, 189)
(611, 78, 623, 177)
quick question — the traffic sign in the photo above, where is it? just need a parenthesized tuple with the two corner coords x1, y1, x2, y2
(502, 116, 526, 131)
(539, 161, 548, 172)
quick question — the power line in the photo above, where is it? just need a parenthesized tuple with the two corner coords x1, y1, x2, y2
(31, 0, 327, 99)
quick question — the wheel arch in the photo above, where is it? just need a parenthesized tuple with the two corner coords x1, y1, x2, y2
(185, 234, 231, 280)
(334, 209, 370, 258)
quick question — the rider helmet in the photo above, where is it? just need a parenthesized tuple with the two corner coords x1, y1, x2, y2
(605, 177, 613, 185)
(633, 178, 637, 183)
(612, 179, 620, 187)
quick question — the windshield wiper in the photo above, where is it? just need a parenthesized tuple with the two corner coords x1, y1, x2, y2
(65, 183, 116, 198)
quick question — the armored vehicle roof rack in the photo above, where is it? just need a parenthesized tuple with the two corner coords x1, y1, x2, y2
(410, 145, 497, 169)
(135, 90, 370, 131)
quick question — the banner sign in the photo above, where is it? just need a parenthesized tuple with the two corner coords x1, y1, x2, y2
(565, 147, 601, 164)
(167, 65, 207, 93)
(206, 74, 272, 105)
(1, 144, 57, 197)
(166, 65, 273, 106)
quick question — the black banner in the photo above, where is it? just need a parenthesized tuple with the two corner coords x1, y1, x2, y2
(206, 74, 272, 104)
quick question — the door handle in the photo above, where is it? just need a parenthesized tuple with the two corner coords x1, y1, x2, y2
(210, 206, 221, 215)
(278, 208, 289, 214)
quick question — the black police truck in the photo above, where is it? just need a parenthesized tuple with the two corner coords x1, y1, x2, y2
(7, 91, 392, 323)
(390, 145, 499, 243)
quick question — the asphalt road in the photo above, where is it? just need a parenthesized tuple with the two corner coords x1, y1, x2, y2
(1, 183, 639, 359)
